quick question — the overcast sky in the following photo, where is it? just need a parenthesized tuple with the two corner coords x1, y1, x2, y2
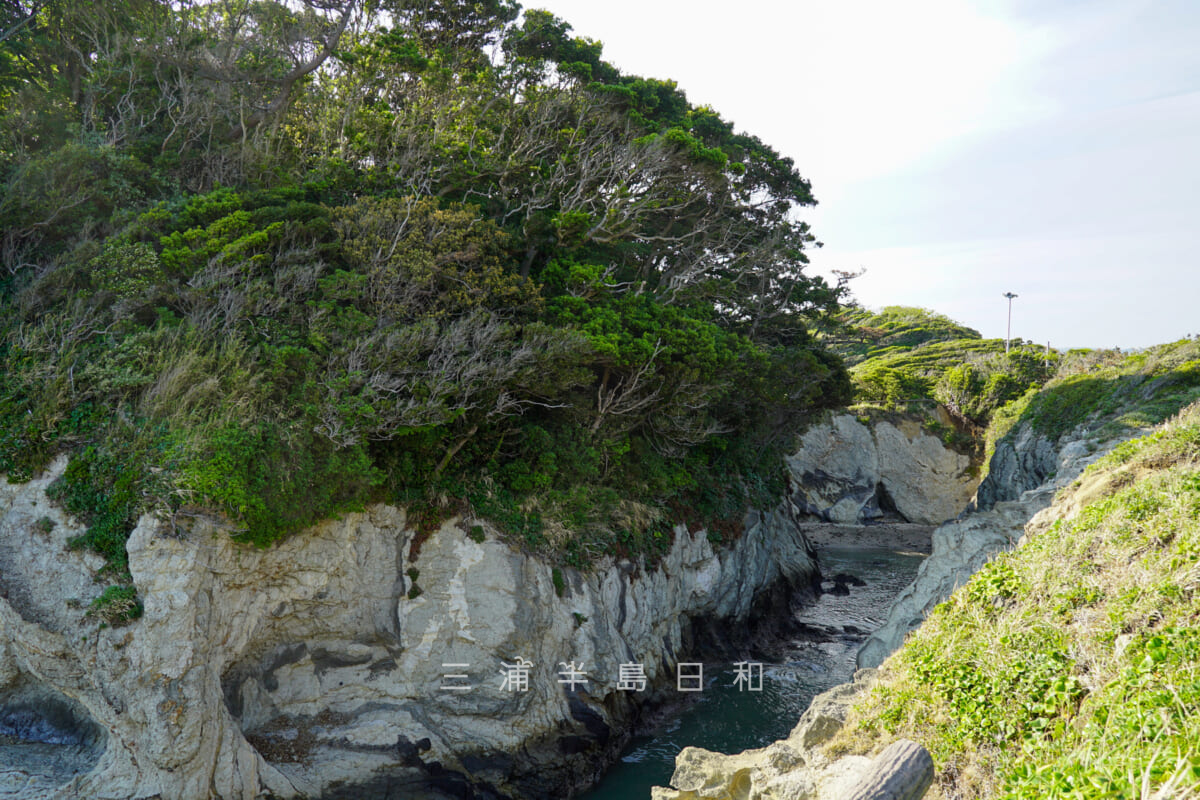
(525, 0, 1199, 349)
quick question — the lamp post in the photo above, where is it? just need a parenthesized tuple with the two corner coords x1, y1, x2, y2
(1003, 292, 1018, 354)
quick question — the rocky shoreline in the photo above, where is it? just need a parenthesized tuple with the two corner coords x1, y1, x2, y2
(651, 418, 1127, 799)
(0, 410, 978, 800)
(0, 458, 822, 800)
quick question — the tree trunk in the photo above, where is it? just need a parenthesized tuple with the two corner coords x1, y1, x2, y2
(434, 424, 479, 478)
(519, 243, 538, 279)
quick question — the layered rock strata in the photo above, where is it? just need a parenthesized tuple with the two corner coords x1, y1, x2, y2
(0, 458, 819, 800)
(786, 412, 978, 526)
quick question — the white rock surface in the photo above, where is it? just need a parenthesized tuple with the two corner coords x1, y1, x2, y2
(786, 413, 978, 526)
(0, 461, 818, 799)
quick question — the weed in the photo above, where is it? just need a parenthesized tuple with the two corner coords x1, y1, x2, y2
(87, 585, 142, 625)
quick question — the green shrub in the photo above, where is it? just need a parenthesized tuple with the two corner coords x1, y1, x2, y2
(405, 567, 422, 599)
(48, 427, 168, 578)
(2, 146, 850, 573)
(176, 420, 382, 547)
(87, 585, 143, 625)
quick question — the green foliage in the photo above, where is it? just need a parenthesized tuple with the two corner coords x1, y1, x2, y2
(175, 420, 382, 547)
(931, 350, 1054, 426)
(87, 585, 143, 626)
(903, 627, 1084, 754)
(89, 240, 165, 300)
(849, 333, 1053, 426)
(841, 402, 1200, 800)
(552, 567, 565, 598)
(0, 141, 164, 270)
(827, 306, 983, 367)
(0, 0, 851, 574)
(333, 196, 540, 321)
(47, 426, 168, 578)
(987, 341, 1200, 454)
(834, 304, 1056, 426)
(852, 362, 931, 410)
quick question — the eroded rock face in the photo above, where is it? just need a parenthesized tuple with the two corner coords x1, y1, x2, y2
(0, 459, 818, 800)
(972, 423, 1058, 510)
(651, 422, 1127, 800)
(650, 669, 883, 800)
(786, 413, 978, 526)
(856, 425, 1110, 669)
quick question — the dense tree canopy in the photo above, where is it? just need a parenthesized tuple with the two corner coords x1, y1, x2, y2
(0, 0, 849, 573)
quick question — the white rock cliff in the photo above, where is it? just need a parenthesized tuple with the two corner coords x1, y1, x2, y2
(785, 412, 978, 526)
(0, 457, 819, 800)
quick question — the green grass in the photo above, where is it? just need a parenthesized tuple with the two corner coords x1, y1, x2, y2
(87, 585, 143, 626)
(976, 342, 1200, 483)
(827, 306, 984, 367)
(830, 400, 1200, 800)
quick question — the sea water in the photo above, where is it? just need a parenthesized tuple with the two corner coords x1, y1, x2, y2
(579, 545, 927, 799)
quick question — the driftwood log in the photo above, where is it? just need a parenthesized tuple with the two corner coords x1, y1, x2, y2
(844, 739, 934, 800)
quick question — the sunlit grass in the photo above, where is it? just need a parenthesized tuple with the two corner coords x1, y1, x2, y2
(830, 401, 1200, 800)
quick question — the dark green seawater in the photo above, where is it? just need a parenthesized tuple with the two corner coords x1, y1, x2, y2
(578, 545, 927, 800)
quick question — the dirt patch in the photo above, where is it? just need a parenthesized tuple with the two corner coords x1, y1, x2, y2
(799, 523, 935, 555)
(244, 709, 353, 764)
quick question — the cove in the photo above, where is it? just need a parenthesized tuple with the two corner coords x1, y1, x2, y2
(580, 539, 928, 799)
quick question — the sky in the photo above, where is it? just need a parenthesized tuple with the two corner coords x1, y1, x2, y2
(523, 0, 1200, 349)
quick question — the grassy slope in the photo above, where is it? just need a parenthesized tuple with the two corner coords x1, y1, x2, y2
(828, 306, 1055, 430)
(827, 358, 1200, 798)
(983, 341, 1200, 474)
(829, 305, 985, 367)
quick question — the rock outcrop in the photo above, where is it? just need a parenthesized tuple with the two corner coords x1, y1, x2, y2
(0, 458, 819, 800)
(786, 412, 978, 526)
(650, 669, 901, 800)
(652, 419, 1125, 799)
(856, 429, 1101, 668)
(971, 423, 1059, 510)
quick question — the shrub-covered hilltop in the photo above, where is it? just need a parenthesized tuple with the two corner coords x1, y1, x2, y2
(0, 0, 852, 582)
(827, 305, 1057, 432)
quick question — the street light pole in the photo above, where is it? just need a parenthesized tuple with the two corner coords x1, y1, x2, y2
(1003, 292, 1018, 354)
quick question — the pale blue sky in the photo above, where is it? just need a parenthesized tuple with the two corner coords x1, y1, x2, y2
(527, 0, 1200, 349)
